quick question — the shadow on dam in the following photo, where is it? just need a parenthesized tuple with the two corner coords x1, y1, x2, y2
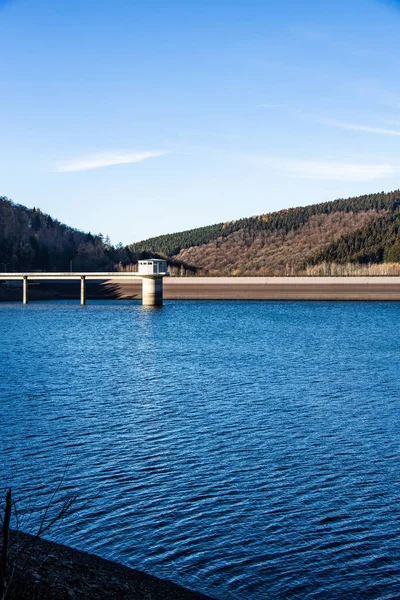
(0, 280, 142, 302)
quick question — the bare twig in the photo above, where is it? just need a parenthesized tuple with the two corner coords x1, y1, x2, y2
(0, 489, 12, 600)
(0, 477, 77, 599)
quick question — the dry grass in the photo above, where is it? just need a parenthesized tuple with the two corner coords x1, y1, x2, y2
(302, 262, 400, 276)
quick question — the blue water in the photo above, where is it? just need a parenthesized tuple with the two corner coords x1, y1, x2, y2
(1, 300, 400, 599)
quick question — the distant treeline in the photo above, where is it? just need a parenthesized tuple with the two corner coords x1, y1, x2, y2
(134, 190, 400, 258)
(133, 223, 234, 256)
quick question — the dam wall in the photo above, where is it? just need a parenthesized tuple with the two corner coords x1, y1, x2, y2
(2, 277, 400, 301)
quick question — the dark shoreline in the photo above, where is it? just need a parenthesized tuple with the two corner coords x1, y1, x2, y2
(8, 531, 214, 600)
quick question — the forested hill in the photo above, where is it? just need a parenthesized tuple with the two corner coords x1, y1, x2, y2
(132, 190, 400, 276)
(0, 196, 199, 273)
(0, 196, 155, 272)
(0, 196, 139, 272)
(4, 189, 400, 276)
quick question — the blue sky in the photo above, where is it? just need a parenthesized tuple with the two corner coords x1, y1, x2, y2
(1, 0, 400, 243)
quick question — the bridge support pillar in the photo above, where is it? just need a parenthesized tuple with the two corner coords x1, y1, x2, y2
(142, 276, 163, 307)
(23, 276, 28, 305)
(80, 276, 86, 305)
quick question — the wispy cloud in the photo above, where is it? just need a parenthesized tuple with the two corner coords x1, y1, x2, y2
(255, 156, 396, 181)
(320, 118, 400, 137)
(257, 103, 288, 109)
(55, 150, 168, 172)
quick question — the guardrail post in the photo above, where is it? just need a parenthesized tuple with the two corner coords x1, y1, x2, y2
(80, 276, 86, 305)
(23, 276, 28, 305)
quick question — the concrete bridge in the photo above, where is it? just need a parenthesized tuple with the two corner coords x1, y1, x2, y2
(0, 260, 169, 307)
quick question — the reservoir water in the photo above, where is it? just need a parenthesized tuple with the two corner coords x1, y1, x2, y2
(0, 300, 399, 599)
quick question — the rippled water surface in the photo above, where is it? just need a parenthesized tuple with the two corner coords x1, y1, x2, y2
(1, 300, 400, 599)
